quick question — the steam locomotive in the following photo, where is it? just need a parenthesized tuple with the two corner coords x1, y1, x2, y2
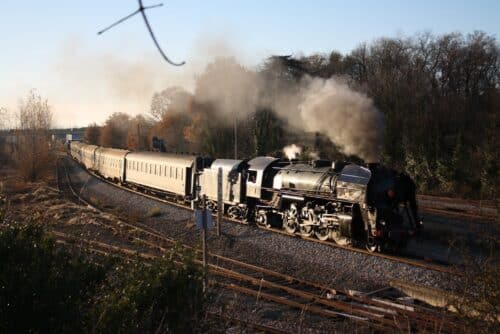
(70, 142, 422, 252)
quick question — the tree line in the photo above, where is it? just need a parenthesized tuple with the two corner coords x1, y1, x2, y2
(84, 31, 497, 200)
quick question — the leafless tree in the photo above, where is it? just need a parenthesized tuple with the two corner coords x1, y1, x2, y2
(14, 90, 53, 182)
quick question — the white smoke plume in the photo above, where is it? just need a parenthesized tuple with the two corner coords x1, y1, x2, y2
(308, 151, 320, 160)
(283, 144, 302, 160)
(293, 77, 384, 162)
(194, 57, 261, 122)
(190, 57, 384, 162)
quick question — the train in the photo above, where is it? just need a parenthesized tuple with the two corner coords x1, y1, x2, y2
(69, 141, 423, 252)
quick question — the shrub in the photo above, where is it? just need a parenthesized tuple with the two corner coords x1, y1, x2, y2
(91, 247, 205, 333)
(0, 225, 107, 333)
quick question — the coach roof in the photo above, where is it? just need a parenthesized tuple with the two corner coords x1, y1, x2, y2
(95, 147, 129, 159)
(126, 151, 199, 168)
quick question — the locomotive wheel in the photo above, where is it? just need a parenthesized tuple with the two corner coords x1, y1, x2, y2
(315, 227, 330, 241)
(299, 224, 314, 237)
(283, 205, 299, 235)
(284, 219, 298, 234)
(331, 231, 350, 246)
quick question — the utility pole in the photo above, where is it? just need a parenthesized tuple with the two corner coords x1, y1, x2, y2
(217, 167, 222, 236)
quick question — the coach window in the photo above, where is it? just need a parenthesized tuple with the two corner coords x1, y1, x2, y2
(175, 167, 178, 179)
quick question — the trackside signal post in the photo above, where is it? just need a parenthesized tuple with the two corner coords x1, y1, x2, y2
(195, 195, 212, 290)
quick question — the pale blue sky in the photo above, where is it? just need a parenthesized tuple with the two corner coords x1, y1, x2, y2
(1, 0, 499, 127)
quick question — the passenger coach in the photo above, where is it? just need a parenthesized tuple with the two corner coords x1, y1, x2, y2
(95, 147, 129, 182)
(80, 144, 99, 170)
(124, 152, 202, 202)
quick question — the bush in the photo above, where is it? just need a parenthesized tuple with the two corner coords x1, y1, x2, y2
(0, 225, 206, 333)
(0, 225, 107, 333)
(91, 247, 205, 333)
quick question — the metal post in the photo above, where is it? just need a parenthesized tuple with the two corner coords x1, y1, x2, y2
(234, 115, 237, 159)
(217, 167, 223, 236)
(201, 194, 208, 290)
(202, 194, 207, 266)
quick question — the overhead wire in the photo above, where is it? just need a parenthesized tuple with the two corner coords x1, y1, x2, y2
(98, 0, 185, 66)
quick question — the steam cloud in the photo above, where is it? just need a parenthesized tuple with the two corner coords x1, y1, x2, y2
(188, 57, 384, 161)
(283, 144, 302, 160)
(295, 78, 384, 162)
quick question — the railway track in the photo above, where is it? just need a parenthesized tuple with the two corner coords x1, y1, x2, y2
(51, 229, 465, 333)
(59, 155, 459, 275)
(55, 157, 469, 333)
(418, 194, 497, 222)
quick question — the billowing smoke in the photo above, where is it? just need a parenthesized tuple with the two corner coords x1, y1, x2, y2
(194, 57, 261, 122)
(283, 144, 302, 160)
(294, 77, 384, 162)
(189, 57, 384, 161)
(308, 151, 320, 160)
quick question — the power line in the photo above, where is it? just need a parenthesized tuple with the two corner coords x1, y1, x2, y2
(98, 0, 185, 66)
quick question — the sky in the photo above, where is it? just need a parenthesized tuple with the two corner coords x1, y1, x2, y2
(1, 0, 499, 128)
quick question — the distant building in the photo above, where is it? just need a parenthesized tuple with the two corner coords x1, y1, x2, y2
(65, 133, 82, 142)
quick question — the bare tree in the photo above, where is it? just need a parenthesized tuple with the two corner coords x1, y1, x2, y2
(15, 90, 53, 182)
(0, 107, 9, 130)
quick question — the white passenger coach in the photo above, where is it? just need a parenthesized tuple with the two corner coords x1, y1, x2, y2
(124, 152, 200, 201)
(95, 147, 129, 182)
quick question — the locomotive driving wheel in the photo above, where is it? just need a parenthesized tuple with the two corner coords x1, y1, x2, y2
(299, 224, 314, 237)
(283, 204, 299, 235)
(331, 230, 350, 246)
(315, 227, 330, 241)
(284, 218, 298, 234)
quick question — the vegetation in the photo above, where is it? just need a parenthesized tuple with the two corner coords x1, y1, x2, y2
(449, 241, 500, 332)
(0, 225, 106, 333)
(0, 225, 206, 333)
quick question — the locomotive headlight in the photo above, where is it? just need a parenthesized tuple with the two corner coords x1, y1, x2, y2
(380, 220, 386, 226)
